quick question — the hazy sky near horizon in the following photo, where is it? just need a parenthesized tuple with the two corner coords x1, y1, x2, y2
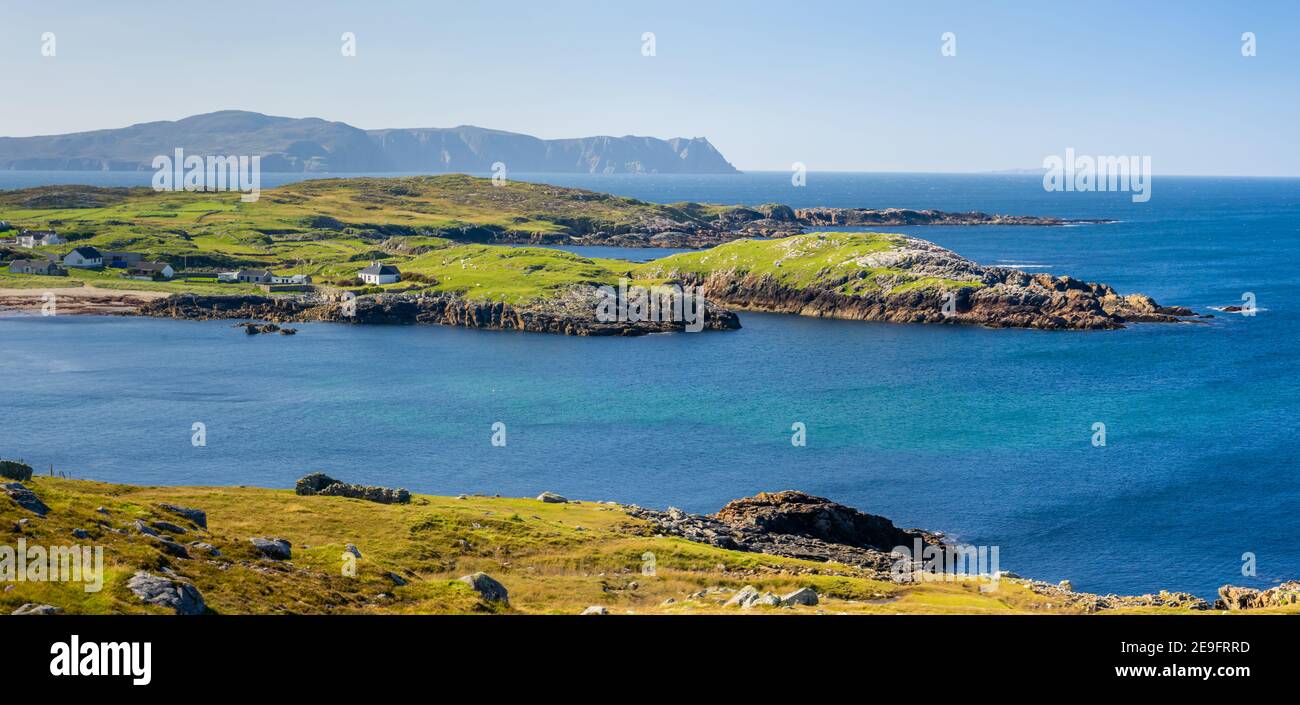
(2, 1, 1298, 175)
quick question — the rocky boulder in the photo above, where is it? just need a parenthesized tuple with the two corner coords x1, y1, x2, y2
(780, 587, 820, 607)
(295, 473, 411, 504)
(459, 572, 509, 604)
(126, 571, 206, 615)
(536, 491, 568, 503)
(250, 537, 292, 560)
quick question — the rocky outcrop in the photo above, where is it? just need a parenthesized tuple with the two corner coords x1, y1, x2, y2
(628, 491, 939, 576)
(127, 572, 205, 615)
(2, 482, 49, 516)
(1215, 582, 1300, 610)
(714, 490, 935, 551)
(295, 473, 411, 505)
(135, 289, 741, 337)
(671, 236, 1198, 331)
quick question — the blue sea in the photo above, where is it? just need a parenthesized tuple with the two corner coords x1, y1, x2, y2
(2, 171, 1297, 598)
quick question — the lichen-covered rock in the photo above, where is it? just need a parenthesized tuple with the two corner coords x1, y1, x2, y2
(580, 605, 608, 615)
(126, 571, 205, 615)
(536, 491, 568, 503)
(458, 572, 509, 604)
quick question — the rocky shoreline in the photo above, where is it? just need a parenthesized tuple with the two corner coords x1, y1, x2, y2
(627, 490, 1295, 612)
(510, 206, 1111, 249)
(656, 235, 1202, 330)
(131, 290, 742, 337)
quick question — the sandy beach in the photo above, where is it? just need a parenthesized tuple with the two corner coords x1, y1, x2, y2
(0, 285, 168, 315)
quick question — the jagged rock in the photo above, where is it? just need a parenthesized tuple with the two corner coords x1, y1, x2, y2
(294, 473, 410, 504)
(0, 460, 33, 482)
(581, 606, 609, 615)
(385, 571, 408, 586)
(12, 603, 63, 615)
(2, 482, 49, 516)
(250, 537, 292, 560)
(133, 520, 159, 537)
(159, 503, 208, 529)
(344, 543, 362, 558)
(715, 490, 933, 552)
(190, 542, 221, 556)
(724, 585, 761, 608)
(631, 490, 940, 577)
(458, 572, 509, 604)
(781, 587, 820, 607)
(1215, 582, 1300, 610)
(537, 492, 568, 503)
(127, 571, 205, 615)
(71, 528, 90, 539)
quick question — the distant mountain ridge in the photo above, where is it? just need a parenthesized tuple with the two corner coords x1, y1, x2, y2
(0, 110, 739, 174)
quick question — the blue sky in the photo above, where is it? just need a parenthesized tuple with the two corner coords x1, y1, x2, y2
(1, 0, 1297, 175)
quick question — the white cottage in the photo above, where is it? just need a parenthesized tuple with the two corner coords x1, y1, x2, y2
(358, 262, 401, 285)
(63, 246, 104, 269)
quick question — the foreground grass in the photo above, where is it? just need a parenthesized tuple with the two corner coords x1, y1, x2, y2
(0, 477, 1181, 616)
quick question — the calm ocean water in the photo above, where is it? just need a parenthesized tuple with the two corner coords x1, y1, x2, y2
(1, 171, 1297, 598)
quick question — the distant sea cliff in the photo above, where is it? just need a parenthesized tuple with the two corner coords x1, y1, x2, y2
(0, 110, 740, 175)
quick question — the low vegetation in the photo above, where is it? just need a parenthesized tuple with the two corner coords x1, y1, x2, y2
(4, 478, 1273, 615)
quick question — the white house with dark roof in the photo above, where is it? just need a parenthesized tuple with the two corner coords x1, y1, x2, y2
(63, 246, 104, 269)
(17, 230, 63, 248)
(358, 261, 401, 285)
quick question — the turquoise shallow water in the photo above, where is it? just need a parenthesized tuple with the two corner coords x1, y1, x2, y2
(1, 173, 1297, 598)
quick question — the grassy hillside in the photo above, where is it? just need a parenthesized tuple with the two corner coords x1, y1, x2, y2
(2, 178, 985, 305)
(4, 477, 1274, 616)
(638, 232, 985, 295)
